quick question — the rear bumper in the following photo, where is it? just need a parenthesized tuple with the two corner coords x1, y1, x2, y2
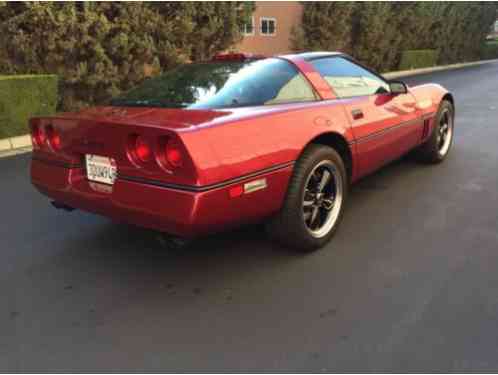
(31, 158, 292, 237)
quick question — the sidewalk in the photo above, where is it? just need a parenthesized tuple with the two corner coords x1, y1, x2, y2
(1, 57, 498, 159)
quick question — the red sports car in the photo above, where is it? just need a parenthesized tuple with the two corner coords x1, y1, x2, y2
(30, 52, 454, 251)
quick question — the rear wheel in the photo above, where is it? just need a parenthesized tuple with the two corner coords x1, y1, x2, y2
(415, 100, 454, 163)
(265, 144, 347, 252)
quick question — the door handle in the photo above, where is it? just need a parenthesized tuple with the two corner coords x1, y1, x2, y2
(351, 109, 364, 120)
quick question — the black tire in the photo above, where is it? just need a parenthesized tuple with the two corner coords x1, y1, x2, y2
(265, 144, 348, 252)
(414, 100, 455, 163)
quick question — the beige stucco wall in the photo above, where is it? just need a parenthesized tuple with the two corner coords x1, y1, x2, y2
(235, 1, 303, 56)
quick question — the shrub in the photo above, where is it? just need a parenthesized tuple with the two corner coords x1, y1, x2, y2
(0, 74, 57, 138)
(398, 50, 439, 70)
(481, 43, 498, 60)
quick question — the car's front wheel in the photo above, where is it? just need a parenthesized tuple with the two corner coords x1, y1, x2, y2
(266, 144, 347, 251)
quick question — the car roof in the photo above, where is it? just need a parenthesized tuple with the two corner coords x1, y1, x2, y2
(279, 51, 346, 61)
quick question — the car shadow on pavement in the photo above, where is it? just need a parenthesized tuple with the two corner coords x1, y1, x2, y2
(48, 154, 427, 281)
(65, 153, 426, 262)
(38, 151, 446, 302)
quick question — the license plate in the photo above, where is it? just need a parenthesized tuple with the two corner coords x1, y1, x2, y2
(85, 154, 117, 185)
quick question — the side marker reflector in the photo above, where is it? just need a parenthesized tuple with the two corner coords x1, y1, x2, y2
(229, 178, 268, 199)
(244, 178, 267, 194)
(229, 185, 244, 198)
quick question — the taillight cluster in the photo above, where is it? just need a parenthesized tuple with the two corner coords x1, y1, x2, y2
(31, 123, 62, 151)
(128, 134, 184, 170)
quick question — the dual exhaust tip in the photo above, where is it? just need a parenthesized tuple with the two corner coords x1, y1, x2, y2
(51, 201, 75, 212)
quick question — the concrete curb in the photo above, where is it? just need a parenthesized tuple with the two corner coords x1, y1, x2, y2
(0, 134, 32, 158)
(1, 58, 497, 159)
(383, 58, 498, 79)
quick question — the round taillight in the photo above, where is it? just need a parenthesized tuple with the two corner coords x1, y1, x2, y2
(31, 124, 46, 148)
(165, 141, 183, 168)
(135, 136, 152, 162)
(46, 126, 62, 151)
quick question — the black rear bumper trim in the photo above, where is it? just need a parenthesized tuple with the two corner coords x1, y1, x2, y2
(32, 156, 82, 169)
(118, 161, 295, 193)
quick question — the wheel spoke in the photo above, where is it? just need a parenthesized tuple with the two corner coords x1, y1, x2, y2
(318, 170, 331, 192)
(303, 189, 315, 207)
(309, 206, 319, 227)
(303, 210, 312, 220)
(322, 198, 335, 210)
(303, 199, 314, 207)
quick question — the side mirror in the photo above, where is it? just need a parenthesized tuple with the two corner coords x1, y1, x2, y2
(388, 80, 408, 95)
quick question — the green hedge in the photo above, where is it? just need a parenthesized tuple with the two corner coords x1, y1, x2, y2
(0, 74, 58, 138)
(398, 50, 439, 71)
(480, 42, 498, 60)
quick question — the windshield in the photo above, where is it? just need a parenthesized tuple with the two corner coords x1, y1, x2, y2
(110, 58, 317, 110)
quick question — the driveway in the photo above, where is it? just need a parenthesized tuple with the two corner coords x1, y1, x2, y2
(2, 62, 498, 371)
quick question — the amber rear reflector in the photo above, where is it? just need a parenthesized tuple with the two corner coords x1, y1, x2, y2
(229, 185, 244, 198)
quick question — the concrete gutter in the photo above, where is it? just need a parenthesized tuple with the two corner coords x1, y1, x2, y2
(0, 134, 32, 158)
(383, 58, 498, 79)
(1, 58, 498, 159)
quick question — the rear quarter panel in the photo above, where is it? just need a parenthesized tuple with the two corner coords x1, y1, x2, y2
(178, 101, 354, 186)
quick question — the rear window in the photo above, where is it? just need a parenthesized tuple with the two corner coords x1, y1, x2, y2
(111, 58, 317, 110)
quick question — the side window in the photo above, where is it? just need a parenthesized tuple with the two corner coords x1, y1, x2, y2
(264, 73, 318, 105)
(310, 57, 390, 98)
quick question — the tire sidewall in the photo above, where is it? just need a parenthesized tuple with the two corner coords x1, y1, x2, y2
(285, 146, 347, 250)
(433, 100, 455, 162)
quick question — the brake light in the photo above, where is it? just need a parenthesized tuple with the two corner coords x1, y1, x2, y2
(46, 125, 62, 151)
(31, 124, 46, 148)
(135, 136, 152, 162)
(165, 140, 183, 168)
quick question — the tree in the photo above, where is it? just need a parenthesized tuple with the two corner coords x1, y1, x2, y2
(152, 2, 254, 61)
(0, 2, 254, 110)
(291, 2, 356, 54)
(351, 2, 399, 71)
(293, 2, 498, 72)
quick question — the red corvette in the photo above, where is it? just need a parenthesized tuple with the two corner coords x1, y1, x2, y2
(30, 52, 454, 251)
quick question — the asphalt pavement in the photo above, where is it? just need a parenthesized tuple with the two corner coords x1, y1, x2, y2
(2, 62, 498, 372)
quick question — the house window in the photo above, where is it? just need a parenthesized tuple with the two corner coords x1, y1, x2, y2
(260, 17, 276, 36)
(241, 16, 254, 36)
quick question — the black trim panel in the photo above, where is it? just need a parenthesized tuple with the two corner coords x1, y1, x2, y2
(32, 156, 82, 169)
(117, 161, 295, 193)
(348, 112, 435, 145)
